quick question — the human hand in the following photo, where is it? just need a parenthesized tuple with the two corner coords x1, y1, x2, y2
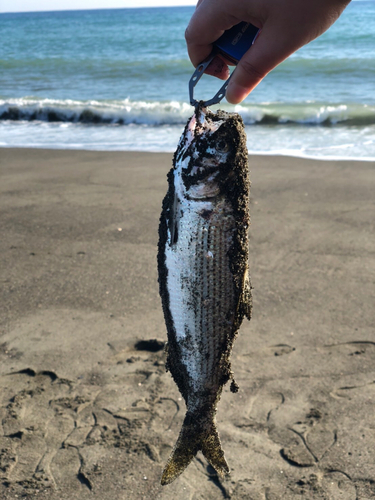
(185, 0, 351, 104)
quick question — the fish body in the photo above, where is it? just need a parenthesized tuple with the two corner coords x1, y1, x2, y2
(157, 106, 251, 485)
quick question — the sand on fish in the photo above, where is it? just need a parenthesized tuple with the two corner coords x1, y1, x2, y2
(0, 148, 374, 499)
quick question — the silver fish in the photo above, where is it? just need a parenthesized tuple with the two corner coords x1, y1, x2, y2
(157, 106, 252, 485)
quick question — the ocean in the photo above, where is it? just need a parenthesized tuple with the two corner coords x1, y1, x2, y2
(1, 2, 374, 159)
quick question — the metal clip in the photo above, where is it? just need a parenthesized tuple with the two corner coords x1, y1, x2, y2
(189, 53, 233, 108)
(188, 22, 259, 108)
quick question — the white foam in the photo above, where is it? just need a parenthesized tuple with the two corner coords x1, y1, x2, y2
(0, 120, 374, 161)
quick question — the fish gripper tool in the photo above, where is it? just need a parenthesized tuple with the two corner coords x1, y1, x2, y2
(189, 21, 260, 108)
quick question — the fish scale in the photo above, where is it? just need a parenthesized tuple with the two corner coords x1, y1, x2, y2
(180, 211, 235, 389)
(158, 106, 251, 485)
(166, 205, 236, 394)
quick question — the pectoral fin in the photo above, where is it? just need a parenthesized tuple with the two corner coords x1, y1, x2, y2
(169, 192, 179, 246)
(237, 270, 252, 322)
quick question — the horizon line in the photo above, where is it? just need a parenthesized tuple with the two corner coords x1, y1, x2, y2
(0, 5, 195, 15)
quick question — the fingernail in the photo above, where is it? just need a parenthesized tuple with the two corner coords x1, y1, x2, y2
(226, 82, 248, 104)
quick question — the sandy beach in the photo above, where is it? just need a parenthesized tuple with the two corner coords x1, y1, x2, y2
(0, 148, 374, 499)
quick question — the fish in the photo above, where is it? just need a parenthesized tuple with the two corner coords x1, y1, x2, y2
(157, 105, 252, 485)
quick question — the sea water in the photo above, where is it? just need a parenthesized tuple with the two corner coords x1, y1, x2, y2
(0, 2, 374, 159)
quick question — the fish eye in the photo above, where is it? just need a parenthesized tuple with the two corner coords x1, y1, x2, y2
(216, 140, 229, 153)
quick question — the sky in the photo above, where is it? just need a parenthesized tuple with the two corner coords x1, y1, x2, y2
(0, 0, 197, 13)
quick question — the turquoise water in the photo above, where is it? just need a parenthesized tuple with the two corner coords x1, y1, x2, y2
(1, 3, 374, 158)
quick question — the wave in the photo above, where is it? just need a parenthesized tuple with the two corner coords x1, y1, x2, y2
(1, 97, 374, 127)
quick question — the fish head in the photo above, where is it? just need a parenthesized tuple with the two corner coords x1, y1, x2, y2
(175, 107, 247, 201)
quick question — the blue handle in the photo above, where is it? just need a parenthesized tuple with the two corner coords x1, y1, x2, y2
(214, 22, 259, 64)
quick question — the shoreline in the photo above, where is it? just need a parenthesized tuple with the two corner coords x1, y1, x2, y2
(1, 145, 375, 163)
(1, 148, 374, 499)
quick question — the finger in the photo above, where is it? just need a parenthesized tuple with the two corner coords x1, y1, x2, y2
(205, 55, 230, 80)
(185, 1, 241, 67)
(226, 23, 304, 104)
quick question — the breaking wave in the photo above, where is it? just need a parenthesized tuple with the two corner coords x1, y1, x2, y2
(1, 97, 374, 127)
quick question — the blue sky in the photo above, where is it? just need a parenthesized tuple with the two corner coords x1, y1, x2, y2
(0, 0, 196, 13)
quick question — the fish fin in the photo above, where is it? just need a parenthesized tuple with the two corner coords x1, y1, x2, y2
(169, 192, 179, 246)
(242, 271, 253, 321)
(201, 423, 229, 477)
(161, 422, 200, 485)
(161, 417, 229, 485)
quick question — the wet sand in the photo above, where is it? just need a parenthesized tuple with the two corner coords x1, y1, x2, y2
(0, 148, 374, 499)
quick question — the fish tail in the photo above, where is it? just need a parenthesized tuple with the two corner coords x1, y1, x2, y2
(161, 413, 229, 486)
(201, 423, 229, 475)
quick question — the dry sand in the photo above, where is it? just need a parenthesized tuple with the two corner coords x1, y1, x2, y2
(0, 148, 374, 499)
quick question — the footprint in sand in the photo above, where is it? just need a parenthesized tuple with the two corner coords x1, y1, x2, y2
(281, 408, 337, 467)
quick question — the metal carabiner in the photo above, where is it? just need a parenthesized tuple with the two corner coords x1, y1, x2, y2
(189, 22, 259, 108)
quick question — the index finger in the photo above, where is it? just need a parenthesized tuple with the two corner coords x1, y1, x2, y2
(185, 1, 242, 67)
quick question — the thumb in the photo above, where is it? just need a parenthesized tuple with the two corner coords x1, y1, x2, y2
(226, 24, 301, 104)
